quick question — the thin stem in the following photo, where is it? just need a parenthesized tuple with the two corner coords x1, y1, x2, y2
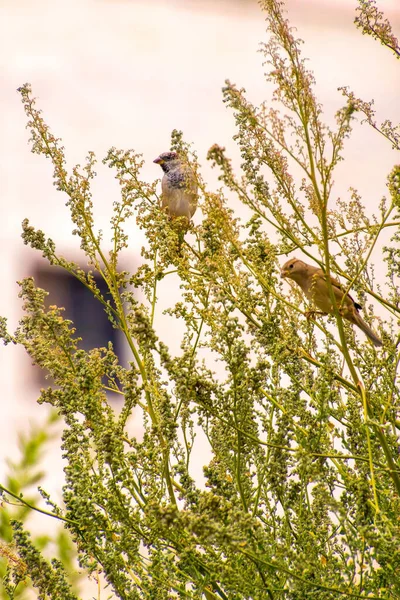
(0, 484, 79, 527)
(360, 385, 380, 513)
(150, 249, 158, 327)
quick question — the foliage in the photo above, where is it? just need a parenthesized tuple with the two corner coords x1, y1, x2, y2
(0, 413, 78, 599)
(1, 0, 400, 598)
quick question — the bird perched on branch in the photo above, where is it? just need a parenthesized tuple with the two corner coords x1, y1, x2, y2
(280, 257, 382, 347)
(153, 151, 198, 223)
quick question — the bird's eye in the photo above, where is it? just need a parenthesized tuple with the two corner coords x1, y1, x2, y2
(289, 263, 294, 269)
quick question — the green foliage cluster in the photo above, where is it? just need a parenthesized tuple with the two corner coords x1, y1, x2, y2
(1, 0, 400, 598)
(0, 413, 77, 598)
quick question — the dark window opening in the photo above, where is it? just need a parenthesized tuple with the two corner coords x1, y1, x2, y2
(33, 265, 125, 400)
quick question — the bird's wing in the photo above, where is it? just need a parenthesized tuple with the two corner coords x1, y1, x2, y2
(316, 271, 362, 311)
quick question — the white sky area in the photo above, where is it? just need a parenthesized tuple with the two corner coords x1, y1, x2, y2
(0, 0, 399, 582)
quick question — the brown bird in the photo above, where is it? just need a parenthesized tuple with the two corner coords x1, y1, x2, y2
(153, 151, 198, 222)
(280, 257, 382, 347)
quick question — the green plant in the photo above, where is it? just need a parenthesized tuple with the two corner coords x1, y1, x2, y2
(0, 413, 78, 598)
(1, 0, 400, 597)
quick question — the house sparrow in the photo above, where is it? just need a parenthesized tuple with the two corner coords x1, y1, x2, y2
(153, 151, 198, 222)
(280, 257, 382, 347)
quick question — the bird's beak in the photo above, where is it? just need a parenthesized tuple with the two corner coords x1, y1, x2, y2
(280, 270, 287, 279)
(153, 156, 163, 164)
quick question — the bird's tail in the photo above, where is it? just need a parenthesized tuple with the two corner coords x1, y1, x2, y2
(352, 312, 383, 347)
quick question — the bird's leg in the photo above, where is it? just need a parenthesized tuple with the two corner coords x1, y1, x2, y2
(304, 310, 328, 321)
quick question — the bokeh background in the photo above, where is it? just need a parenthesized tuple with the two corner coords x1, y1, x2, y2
(0, 0, 399, 578)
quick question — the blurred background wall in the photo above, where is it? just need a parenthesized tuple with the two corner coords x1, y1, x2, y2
(0, 0, 399, 536)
